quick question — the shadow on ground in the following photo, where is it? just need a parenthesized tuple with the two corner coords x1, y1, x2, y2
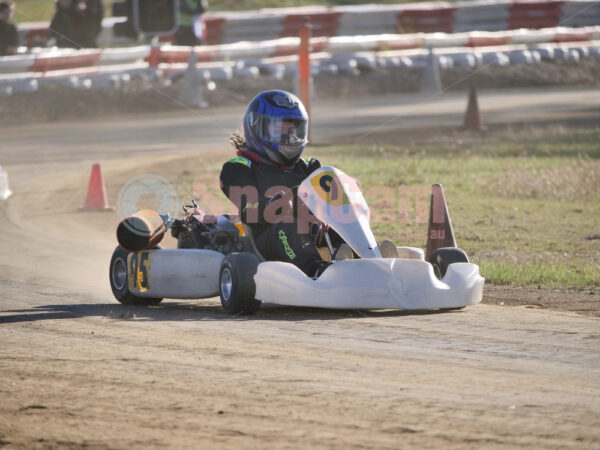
(0, 300, 459, 325)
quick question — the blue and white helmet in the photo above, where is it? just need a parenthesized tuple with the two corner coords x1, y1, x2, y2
(243, 90, 309, 166)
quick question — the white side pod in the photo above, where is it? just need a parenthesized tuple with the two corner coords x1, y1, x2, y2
(128, 249, 224, 299)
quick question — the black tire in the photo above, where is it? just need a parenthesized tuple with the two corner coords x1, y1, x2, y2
(428, 247, 469, 280)
(109, 246, 163, 306)
(219, 252, 261, 315)
(177, 230, 204, 249)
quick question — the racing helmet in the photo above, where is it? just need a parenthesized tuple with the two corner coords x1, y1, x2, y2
(243, 90, 308, 166)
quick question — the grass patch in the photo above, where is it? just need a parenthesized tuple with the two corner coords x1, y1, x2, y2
(12, 0, 55, 23)
(479, 261, 599, 289)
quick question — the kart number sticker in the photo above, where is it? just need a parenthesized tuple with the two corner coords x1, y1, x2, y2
(128, 251, 151, 292)
(310, 171, 351, 207)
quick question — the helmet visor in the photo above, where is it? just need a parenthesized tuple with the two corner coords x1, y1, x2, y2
(256, 115, 308, 146)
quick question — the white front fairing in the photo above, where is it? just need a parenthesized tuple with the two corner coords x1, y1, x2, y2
(298, 166, 381, 258)
(289, 166, 484, 309)
(254, 259, 484, 310)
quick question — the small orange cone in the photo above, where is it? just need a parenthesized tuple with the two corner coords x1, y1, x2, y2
(463, 85, 483, 130)
(425, 184, 456, 260)
(80, 163, 113, 211)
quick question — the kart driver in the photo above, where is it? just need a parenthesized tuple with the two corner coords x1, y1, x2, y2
(220, 90, 331, 277)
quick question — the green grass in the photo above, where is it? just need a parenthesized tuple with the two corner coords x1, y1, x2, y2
(478, 261, 599, 289)
(12, 0, 55, 23)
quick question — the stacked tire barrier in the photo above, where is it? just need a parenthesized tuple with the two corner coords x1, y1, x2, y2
(2, 26, 600, 94)
(0, 46, 156, 95)
(4, 26, 599, 71)
(0, 46, 150, 74)
(149, 26, 600, 65)
(2, 1, 599, 96)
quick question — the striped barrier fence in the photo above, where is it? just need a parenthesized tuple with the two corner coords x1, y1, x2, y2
(3, 22, 600, 97)
(3, 26, 600, 75)
(1, 39, 598, 96)
(398, 5, 458, 33)
(15, 0, 600, 48)
(137, 39, 600, 82)
(508, 0, 563, 29)
(0, 46, 150, 74)
(200, 0, 599, 43)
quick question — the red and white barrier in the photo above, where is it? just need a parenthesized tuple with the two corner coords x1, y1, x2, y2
(398, 4, 458, 33)
(124, 25, 600, 67)
(2, 23, 599, 96)
(0, 62, 150, 81)
(152, 25, 600, 66)
(0, 46, 150, 74)
(1, 38, 598, 95)
(199, 0, 599, 43)
(3, 25, 599, 76)
(15, 0, 600, 48)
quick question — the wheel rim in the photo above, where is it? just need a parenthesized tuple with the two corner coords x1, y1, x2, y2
(112, 257, 127, 290)
(221, 267, 232, 301)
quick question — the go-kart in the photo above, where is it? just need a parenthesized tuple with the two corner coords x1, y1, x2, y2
(109, 166, 484, 314)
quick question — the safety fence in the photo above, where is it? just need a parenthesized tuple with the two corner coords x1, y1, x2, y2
(2, 27, 599, 96)
(3, 25, 599, 74)
(16, 0, 600, 48)
(1, 42, 598, 96)
(201, 0, 600, 44)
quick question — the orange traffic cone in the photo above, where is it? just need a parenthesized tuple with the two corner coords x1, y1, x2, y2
(425, 184, 456, 260)
(463, 85, 484, 130)
(80, 163, 113, 211)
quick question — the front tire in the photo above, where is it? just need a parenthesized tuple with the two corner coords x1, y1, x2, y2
(219, 252, 261, 315)
(109, 246, 163, 306)
(428, 247, 469, 280)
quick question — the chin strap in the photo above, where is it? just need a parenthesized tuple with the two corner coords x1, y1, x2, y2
(237, 149, 297, 171)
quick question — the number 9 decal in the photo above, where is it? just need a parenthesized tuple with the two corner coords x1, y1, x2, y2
(312, 172, 350, 207)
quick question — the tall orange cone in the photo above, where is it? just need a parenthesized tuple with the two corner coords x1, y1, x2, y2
(463, 85, 483, 130)
(425, 184, 456, 260)
(298, 19, 312, 141)
(80, 163, 113, 211)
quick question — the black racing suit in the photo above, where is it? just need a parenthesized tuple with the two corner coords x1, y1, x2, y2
(0, 21, 18, 56)
(175, 0, 207, 45)
(220, 151, 324, 276)
(49, 0, 103, 48)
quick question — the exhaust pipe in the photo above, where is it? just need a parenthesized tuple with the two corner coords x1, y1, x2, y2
(116, 209, 165, 252)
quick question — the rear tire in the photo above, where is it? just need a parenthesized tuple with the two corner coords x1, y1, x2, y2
(219, 252, 261, 315)
(109, 246, 163, 306)
(428, 247, 469, 280)
(379, 240, 399, 258)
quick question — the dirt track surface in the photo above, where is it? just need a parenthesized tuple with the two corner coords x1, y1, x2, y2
(1, 90, 599, 449)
